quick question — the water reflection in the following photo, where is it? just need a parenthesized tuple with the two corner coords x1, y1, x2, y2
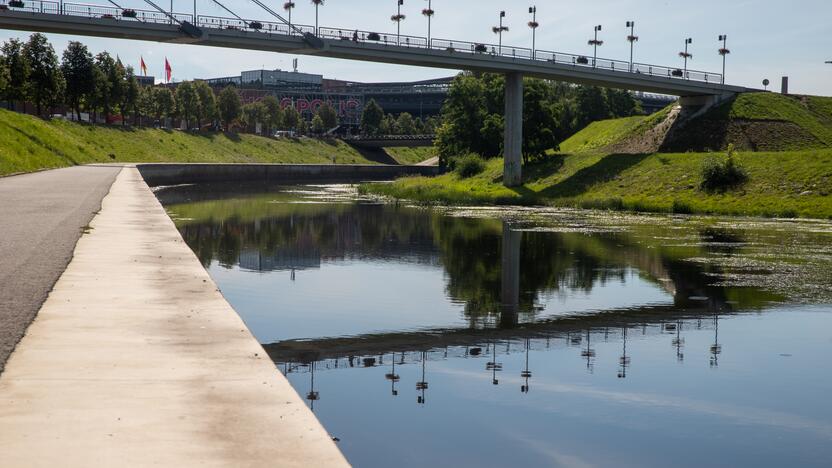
(159, 183, 832, 468)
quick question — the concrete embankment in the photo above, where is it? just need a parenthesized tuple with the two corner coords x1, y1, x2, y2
(0, 167, 349, 467)
(138, 162, 440, 187)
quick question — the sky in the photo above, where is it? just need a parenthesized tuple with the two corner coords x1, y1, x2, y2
(1, 0, 831, 95)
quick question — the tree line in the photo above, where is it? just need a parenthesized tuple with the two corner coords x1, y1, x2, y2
(434, 72, 643, 166)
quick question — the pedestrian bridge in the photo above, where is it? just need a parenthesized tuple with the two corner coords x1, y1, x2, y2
(0, 0, 756, 185)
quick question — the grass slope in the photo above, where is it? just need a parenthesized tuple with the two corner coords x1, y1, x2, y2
(559, 115, 648, 153)
(362, 150, 832, 219)
(384, 146, 438, 165)
(0, 109, 378, 176)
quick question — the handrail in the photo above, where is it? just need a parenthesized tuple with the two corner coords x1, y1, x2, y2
(0, 0, 724, 85)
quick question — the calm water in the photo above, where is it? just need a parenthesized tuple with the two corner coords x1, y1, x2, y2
(158, 183, 832, 468)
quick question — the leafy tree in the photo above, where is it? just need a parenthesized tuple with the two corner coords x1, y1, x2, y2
(175, 81, 200, 129)
(0, 60, 9, 100)
(311, 114, 325, 135)
(261, 95, 282, 135)
(217, 86, 241, 131)
(395, 112, 416, 135)
(1, 38, 30, 110)
(604, 88, 641, 117)
(137, 85, 155, 122)
(283, 105, 300, 131)
(573, 85, 609, 129)
(193, 80, 217, 128)
(522, 79, 560, 162)
(151, 87, 176, 125)
(60, 41, 95, 120)
(316, 102, 338, 130)
(241, 102, 267, 134)
(297, 117, 308, 135)
(120, 66, 140, 125)
(93, 52, 117, 120)
(24, 33, 64, 116)
(380, 114, 397, 135)
(360, 98, 384, 135)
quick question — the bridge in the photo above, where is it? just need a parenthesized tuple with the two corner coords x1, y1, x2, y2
(0, 0, 755, 185)
(343, 134, 435, 148)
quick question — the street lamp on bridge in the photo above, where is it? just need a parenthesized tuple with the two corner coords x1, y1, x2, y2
(718, 35, 730, 84)
(679, 37, 693, 78)
(311, 0, 324, 36)
(626, 21, 638, 72)
(283, 2, 295, 29)
(588, 25, 603, 68)
(391, 0, 406, 45)
(493, 11, 509, 55)
(528, 6, 538, 58)
(422, 0, 435, 44)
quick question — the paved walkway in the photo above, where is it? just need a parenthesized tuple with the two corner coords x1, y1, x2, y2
(0, 168, 348, 467)
(0, 165, 120, 373)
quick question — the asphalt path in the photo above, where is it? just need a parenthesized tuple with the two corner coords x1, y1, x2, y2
(0, 166, 120, 373)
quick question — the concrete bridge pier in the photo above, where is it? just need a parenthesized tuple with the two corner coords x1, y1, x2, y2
(503, 73, 524, 187)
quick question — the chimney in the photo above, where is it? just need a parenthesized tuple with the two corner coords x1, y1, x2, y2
(781, 76, 789, 95)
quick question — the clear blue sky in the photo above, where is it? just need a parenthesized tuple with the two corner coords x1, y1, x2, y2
(1, 0, 830, 95)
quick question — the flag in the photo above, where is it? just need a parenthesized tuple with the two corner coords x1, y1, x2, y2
(164, 58, 172, 83)
(140, 56, 148, 76)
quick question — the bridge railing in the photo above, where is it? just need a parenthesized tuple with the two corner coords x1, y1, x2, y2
(430, 38, 533, 61)
(196, 15, 313, 35)
(0, 0, 59, 14)
(318, 27, 429, 49)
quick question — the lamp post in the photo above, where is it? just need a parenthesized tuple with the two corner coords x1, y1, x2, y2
(284, 2, 295, 30)
(679, 38, 693, 78)
(626, 21, 638, 72)
(311, 0, 323, 36)
(392, 0, 405, 45)
(170, 0, 173, 25)
(492, 11, 508, 55)
(718, 35, 730, 84)
(588, 25, 603, 68)
(528, 6, 538, 58)
(422, 0, 434, 45)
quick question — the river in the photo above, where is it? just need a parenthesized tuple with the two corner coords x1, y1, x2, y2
(156, 182, 832, 468)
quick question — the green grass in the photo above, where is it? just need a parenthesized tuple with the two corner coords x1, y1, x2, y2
(361, 150, 832, 219)
(724, 93, 832, 146)
(0, 109, 379, 176)
(384, 146, 438, 165)
(559, 115, 648, 153)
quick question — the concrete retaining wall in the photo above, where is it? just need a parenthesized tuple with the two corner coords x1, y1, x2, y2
(137, 163, 440, 187)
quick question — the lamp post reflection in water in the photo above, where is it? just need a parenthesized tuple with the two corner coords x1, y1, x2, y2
(618, 327, 630, 378)
(672, 320, 685, 362)
(306, 361, 320, 411)
(521, 338, 532, 393)
(710, 309, 722, 368)
(581, 330, 596, 373)
(416, 351, 429, 404)
(385, 352, 400, 396)
(486, 340, 503, 385)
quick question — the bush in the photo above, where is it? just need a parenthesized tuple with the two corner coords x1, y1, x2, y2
(700, 144, 748, 192)
(454, 153, 486, 178)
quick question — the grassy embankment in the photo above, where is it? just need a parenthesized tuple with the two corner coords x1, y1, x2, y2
(362, 93, 832, 219)
(0, 108, 381, 176)
(384, 146, 438, 165)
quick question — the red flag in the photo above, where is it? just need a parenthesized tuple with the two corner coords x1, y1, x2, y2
(140, 56, 148, 76)
(164, 57, 172, 83)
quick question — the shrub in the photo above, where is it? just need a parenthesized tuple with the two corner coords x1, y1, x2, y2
(454, 153, 486, 178)
(700, 144, 748, 192)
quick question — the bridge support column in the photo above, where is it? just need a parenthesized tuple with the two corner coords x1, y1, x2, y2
(503, 73, 523, 187)
(500, 222, 521, 328)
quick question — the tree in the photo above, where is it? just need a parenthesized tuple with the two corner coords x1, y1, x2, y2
(24, 33, 64, 116)
(380, 114, 397, 135)
(311, 114, 325, 135)
(283, 105, 300, 132)
(152, 87, 176, 125)
(120, 66, 140, 125)
(574, 85, 609, 129)
(93, 52, 117, 121)
(193, 80, 217, 129)
(605, 88, 641, 117)
(241, 102, 266, 134)
(316, 102, 338, 130)
(175, 81, 200, 129)
(261, 95, 282, 135)
(0, 60, 8, 100)
(395, 112, 416, 135)
(1, 38, 30, 110)
(61, 41, 95, 120)
(522, 78, 560, 162)
(360, 98, 384, 136)
(217, 86, 241, 131)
